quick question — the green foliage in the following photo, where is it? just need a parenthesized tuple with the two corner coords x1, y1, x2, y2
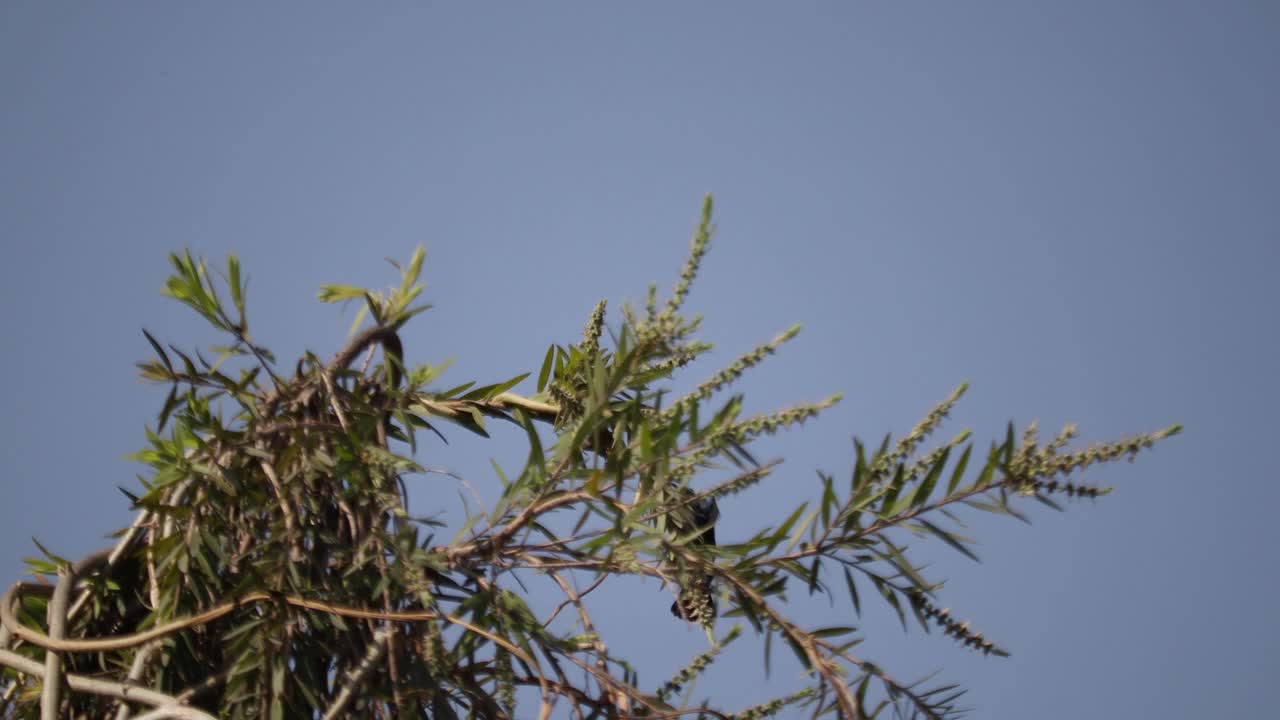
(0, 198, 1179, 719)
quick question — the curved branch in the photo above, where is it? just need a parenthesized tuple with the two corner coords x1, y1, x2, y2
(1, 584, 436, 654)
(257, 323, 402, 411)
(0, 648, 213, 719)
(328, 325, 400, 380)
(128, 706, 217, 720)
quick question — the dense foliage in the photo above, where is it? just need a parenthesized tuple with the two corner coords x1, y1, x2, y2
(0, 197, 1178, 719)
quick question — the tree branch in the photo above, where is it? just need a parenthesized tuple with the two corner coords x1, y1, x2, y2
(322, 626, 392, 720)
(0, 648, 213, 719)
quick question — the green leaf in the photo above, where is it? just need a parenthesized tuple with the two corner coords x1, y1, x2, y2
(401, 246, 425, 295)
(364, 292, 384, 324)
(22, 557, 58, 575)
(452, 511, 481, 544)
(171, 346, 197, 377)
(1033, 493, 1064, 512)
(844, 566, 861, 616)
(142, 329, 172, 371)
(346, 303, 369, 338)
(784, 635, 811, 669)
(518, 410, 545, 486)
(30, 538, 68, 567)
(973, 445, 999, 490)
(439, 381, 476, 399)
(911, 447, 949, 507)
(536, 345, 556, 393)
(463, 406, 488, 433)
(917, 519, 979, 562)
(879, 464, 906, 517)
(947, 444, 972, 495)
(856, 674, 873, 713)
(772, 502, 809, 550)
(820, 472, 836, 529)
(878, 539, 930, 590)
(227, 254, 244, 326)
(763, 628, 773, 677)
(190, 535, 216, 583)
(316, 284, 366, 304)
(785, 508, 819, 553)
(874, 576, 907, 630)
(156, 384, 180, 432)
(462, 372, 531, 401)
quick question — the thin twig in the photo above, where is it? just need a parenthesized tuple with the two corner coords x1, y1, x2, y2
(541, 573, 607, 628)
(257, 454, 304, 563)
(547, 571, 620, 709)
(319, 369, 352, 433)
(173, 667, 233, 704)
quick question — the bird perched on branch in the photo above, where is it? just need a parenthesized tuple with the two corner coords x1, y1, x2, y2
(667, 491, 720, 628)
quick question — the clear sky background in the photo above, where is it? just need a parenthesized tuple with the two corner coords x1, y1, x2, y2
(2, 3, 1276, 718)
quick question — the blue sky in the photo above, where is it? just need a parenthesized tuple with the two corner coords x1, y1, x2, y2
(2, 3, 1276, 717)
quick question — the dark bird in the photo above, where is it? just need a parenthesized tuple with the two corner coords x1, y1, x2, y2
(668, 492, 720, 626)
